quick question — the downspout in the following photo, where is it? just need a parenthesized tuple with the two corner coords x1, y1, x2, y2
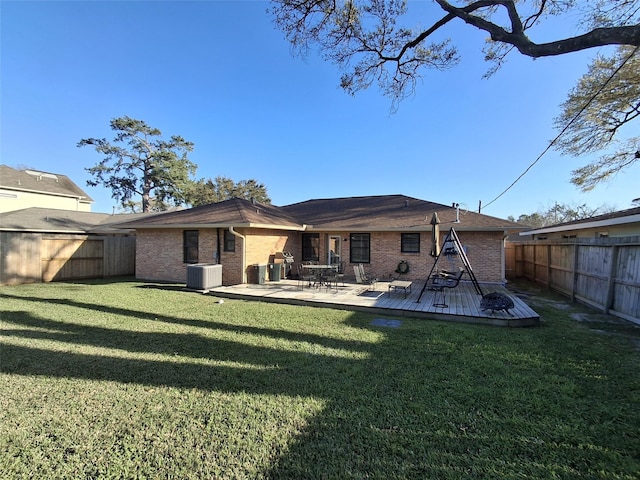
(502, 232, 508, 286)
(215, 228, 221, 264)
(229, 226, 247, 283)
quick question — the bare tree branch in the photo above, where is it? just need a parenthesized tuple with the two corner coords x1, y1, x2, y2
(435, 0, 640, 57)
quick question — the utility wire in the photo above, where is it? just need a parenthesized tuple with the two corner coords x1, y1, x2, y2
(481, 45, 640, 212)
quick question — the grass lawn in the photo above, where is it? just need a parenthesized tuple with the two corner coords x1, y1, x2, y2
(1, 278, 639, 479)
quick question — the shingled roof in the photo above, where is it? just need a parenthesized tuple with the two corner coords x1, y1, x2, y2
(0, 207, 158, 234)
(115, 195, 520, 231)
(0, 165, 93, 202)
(281, 195, 520, 231)
(116, 197, 304, 230)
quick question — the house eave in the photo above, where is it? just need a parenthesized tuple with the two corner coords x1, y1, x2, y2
(519, 214, 640, 236)
(0, 186, 92, 202)
(123, 222, 305, 231)
(304, 225, 519, 232)
(0, 227, 88, 234)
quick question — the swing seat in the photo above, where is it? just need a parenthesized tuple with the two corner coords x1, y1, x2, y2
(416, 227, 484, 304)
(428, 267, 465, 308)
(429, 267, 464, 289)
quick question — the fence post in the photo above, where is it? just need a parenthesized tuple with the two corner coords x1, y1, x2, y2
(546, 244, 551, 289)
(604, 245, 619, 314)
(571, 243, 579, 302)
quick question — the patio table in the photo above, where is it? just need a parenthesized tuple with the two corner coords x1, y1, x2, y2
(302, 264, 339, 287)
(388, 280, 413, 298)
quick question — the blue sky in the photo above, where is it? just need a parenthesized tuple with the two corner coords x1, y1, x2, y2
(2, 0, 637, 219)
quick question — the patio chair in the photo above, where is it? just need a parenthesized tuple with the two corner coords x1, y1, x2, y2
(354, 264, 377, 291)
(297, 263, 315, 289)
(335, 261, 346, 286)
(324, 267, 339, 292)
(430, 267, 465, 289)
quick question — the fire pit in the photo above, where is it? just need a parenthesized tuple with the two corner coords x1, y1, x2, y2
(480, 292, 515, 315)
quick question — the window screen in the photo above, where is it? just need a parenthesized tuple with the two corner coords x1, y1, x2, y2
(183, 230, 199, 263)
(350, 233, 370, 263)
(302, 233, 319, 262)
(401, 233, 420, 253)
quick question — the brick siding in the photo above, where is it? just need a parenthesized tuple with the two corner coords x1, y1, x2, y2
(136, 227, 301, 285)
(315, 230, 504, 284)
(136, 227, 505, 286)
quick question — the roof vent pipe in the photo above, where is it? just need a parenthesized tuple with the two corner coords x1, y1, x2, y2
(405, 200, 409, 207)
(454, 203, 460, 223)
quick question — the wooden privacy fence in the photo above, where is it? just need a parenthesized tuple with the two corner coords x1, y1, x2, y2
(0, 232, 135, 285)
(506, 237, 640, 324)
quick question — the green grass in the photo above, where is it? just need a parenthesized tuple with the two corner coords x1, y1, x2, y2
(1, 278, 639, 479)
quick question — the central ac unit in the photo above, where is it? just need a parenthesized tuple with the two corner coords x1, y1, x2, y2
(186, 264, 222, 290)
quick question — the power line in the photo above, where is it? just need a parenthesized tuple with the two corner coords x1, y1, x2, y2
(481, 45, 640, 212)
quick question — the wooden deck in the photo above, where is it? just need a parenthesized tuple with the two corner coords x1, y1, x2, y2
(206, 279, 540, 327)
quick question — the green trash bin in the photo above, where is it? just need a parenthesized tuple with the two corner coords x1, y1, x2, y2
(251, 264, 267, 284)
(268, 263, 282, 282)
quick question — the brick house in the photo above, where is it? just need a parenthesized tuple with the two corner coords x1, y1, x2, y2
(118, 195, 523, 286)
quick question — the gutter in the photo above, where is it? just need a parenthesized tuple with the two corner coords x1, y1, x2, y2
(0, 186, 91, 202)
(228, 226, 247, 283)
(519, 213, 640, 236)
(114, 222, 306, 231)
(302, 226, 519, 232)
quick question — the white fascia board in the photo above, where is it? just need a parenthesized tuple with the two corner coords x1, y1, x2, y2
(304, 226, 518, 232)
(123, 222, 305, 231)
(247, 223, 306, 231)
(1, 185, 86, 200)
(0, 227, 87, 234)
(519, 214, 640, 236)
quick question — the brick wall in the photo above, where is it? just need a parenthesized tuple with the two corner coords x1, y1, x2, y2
(243, 227, 298, 282)
(219, 232, 243, 286)
(136, 227, 301, 285)
(136, 229, 183, 282)
(136, 227, 505, 286)
(458, 231, 504, 283)
(312, 230, 504, 284)
(136, 228, 232, 284)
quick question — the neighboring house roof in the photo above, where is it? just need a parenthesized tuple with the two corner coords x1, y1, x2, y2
(281, 195, 521, 231)
(116, 195, 521, 232)
(0, 165, 94, 203)
(0, 207, 156, 234)
(519, 207, 640, 236)
(116, 197, 305, 230)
